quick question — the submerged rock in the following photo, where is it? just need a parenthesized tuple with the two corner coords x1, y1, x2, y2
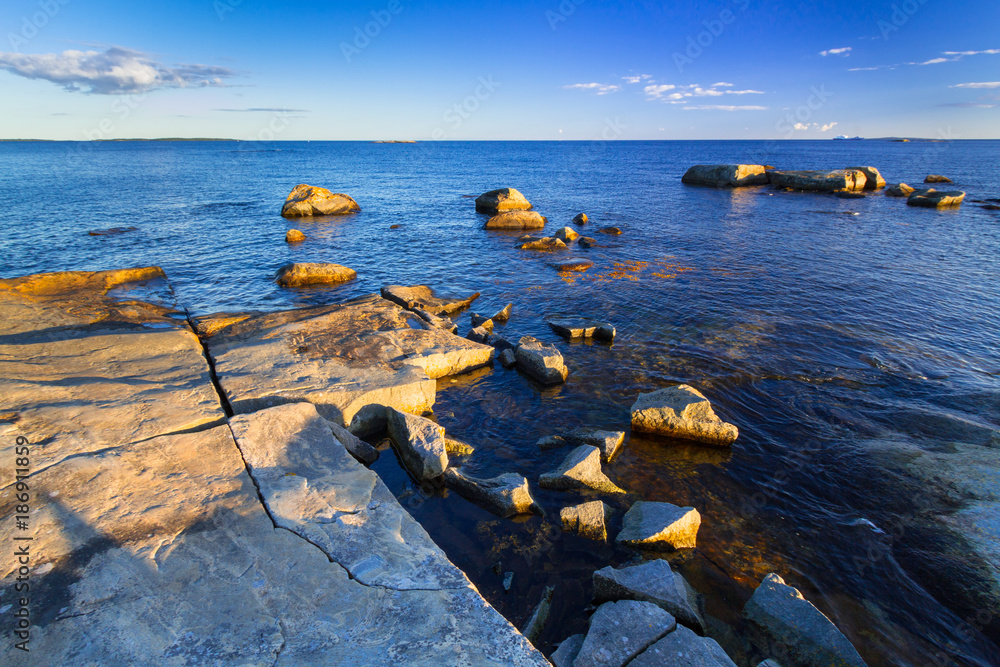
(381, 284, 480, 315)
(444, 436, 475, 457)
(682, 164, 770, 187)
(551, 634, 586, 667)
(835, 192, 865, 199)
(631, 625, 737, 667)
(515, 335, 569, 384)
(519, 236, 566, 251)
(593, 560, 705, 632)
(554, 226, 580, 242)
(467, 326, 490, 344)
(549, 258, 594, 272)
(547, 317, 616, 342)
(565, 428, 626, 461)
(597, 226, 623, 235)
(560, 500, 610, 541)
(573, 212, 589, 225)
(885, 183, 915, 197)
(485, 210, 547, 230)
(616, 501, 701, 550)
(522, 585, 556, 644)
(285, 228, 306, 243)
(574, 600, 676, 667)
(386, 408, 449, 480)
(443, 468, 539, 518)
(275, 262, 357, 287)
(476, 187, 533, 214)
(630, 384, 739, 446)
(578, 236, 599, 249)
(498, 348, 517, 368)
(539, 445, 626, 495)
(88, 226, 138, 236)
(845, 166, 885, 190)
(281, 184, 360, 217)
(537, 434, 568, 450)
(924, 174, 953, 184)
(768, 169, 867, 192)
(907, 189, 966, 208)
(743, 573, 867, 667)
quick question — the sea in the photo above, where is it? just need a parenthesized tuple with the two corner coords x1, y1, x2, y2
(2, 140, 998, 666)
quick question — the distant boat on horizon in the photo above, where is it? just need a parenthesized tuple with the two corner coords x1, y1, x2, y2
(833, 135, 864, 141)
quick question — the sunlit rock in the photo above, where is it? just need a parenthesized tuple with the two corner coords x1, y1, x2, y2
(593, 560, 705, 632)
(907, 189, 966, 208)
(386, 407, 449, 480)
(682, 164, 769, 187)
(539, 445, 625, 495)
(281, 183, 360, 217)
(768, 169, 867, 192)
(519, 236, 566, 250)
(554, 226, 580, 242)
(573, 212, 589, 225)
(275, 262, 357, 287)
(560, 500, 609, 541)
(515, 335, 569, 385)
(549, 258, 594, 272)
(476, 187, 533, 214)
(924, 174, 953, 183)
(885, 183, 915, 197)
(285, 228, 306, 243)
(381, 284, 480, 316)
(616, 501, 701, 550)
(845, 166, 886, 190)
(630, 384, 739, 446)
(485, 210, 548, 230)
(443, 468, 539, 518)
(547, 317, 616, 342)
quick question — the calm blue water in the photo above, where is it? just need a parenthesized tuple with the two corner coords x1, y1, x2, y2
(2, 141, 998, 666)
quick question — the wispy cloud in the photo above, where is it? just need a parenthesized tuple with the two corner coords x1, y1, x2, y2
(936, 102, 995, 108)
(215, 107, 310, 112)
(682, 105, 767, 111)
(908, 57, 950, 65)
(792, 121, 839, 131)
(622, 74, 652, 84)
(951, 82, 1000, 89)
(645, 82, 763, 103)
(854, 48, 1000, 72)
(564, 82, 621, 95)
(820, 47, 852, 57)
(0, 47, 235, 94)
(942, 49, 1000, 57)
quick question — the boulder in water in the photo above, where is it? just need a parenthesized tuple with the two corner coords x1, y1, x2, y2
(519, 236, 566, 251)
(275, 263, 357, 287)
(768, 169, 867, 192)
(476, 187, 533, 214)
(285, 229, 306, 243)
(539, 445, 626, 495)
(443, 468, 539, 518)
(907, 189, 966, 208)
(924, 174, 953, 184)
(281, 184, 360, 217)
(617, 501, 701, 550)
(573, 213, 588, 225)
(515, 335, 568, 384)
(885, 183, 915, 197)
(682, 164, 770, 187)
(554, 226, 580, 242)
(845, 166, 885, 190)
(630, 384, 739, 446)
(486, 210, 548, 230)
(381, 284, 480, 315)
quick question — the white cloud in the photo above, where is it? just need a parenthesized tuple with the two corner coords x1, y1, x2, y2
(851, 48, 1000, 72)
(911, 57, 950, 65)
(564, 82, 621, 95)
(645, 82, 763, 102)
(951, 82, 1000, 89)
(820, 122, 838, 132)
(820, 47, 852, 57)
(0, 47, 235, 94)
(682, 105, 767, 111)
(849, 66, 883, 71)
(793, 122, 809, 130)
(942, 49, 1000, 56)
(622, 74, 653, 84)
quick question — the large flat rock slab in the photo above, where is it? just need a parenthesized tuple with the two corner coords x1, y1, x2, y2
(196, 294, 494, 426)
(682, 164, 769, 187)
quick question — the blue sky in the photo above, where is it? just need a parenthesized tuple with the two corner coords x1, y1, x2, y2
(0, 0, 997, 140)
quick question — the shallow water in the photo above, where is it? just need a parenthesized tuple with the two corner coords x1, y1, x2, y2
(2, 140, 999, 666)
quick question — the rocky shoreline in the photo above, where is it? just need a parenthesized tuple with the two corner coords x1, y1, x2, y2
(3, 178, 994, 665)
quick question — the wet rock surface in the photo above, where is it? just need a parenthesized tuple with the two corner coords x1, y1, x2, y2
(539, 445, 626, 495)
(275, 262, 357, 287)
(386, 407, 450, 480)
(630, 384, 739, 446)
(281, 183, 361, 217)
(381, 283, 481, 315)
(515, 335, 569, 384)
(616, 501, 701, 550)
(682, 164, 770, 187)
(443, 468, 539, 518)
(593, 560, 705, 631)
(560, 500, 610, 541)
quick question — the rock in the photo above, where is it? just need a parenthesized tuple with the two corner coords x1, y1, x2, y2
(412, 307, 458, 334)
(768, 169, 867, 192)
(835, 192, 865, 199)
(574, 600, 677, 667)
(329, 420, 379, 465)
(539, 445, 626, 495)
(845, 166, 885, 189)
(549, 259, 594, 272)
(285, 228, 306, 243)
(390, 224, 401, 229)
(547, 317, 616, 342)
(275, 262, 357, 287)
(485, 210, 547, 230)
(515, 335, 569, 385)
(907, 189, 966, 208)
(631, 625, 737, 667)
(593, 560, 705, 632)
(492, 302, 513, 322)
(554, 226, 580, 242)
(386, 408, 449, 480)
(924, 174, 953, 183)
(281, 183, 360, 217)
(757, 661, 785, 667)
(476, 187, 533, 214)
(0, 271, 548, 666)
(444, 436, 475, 456)
(504, 572, 514, 591)
(498, 348, 517, 368)
(743, 573, 867, 667)
(616, 501, 701, 550)
(551, 634, 586, 667)
(578, 236, 599, 248)
(471, 312, 495, 331)
(467, 326, 491, 343)
(682, 164, 770, 187)
(88, 225, 137, 236)
(519, 236, 566, 251)
(381, 284, 480, 316)
(198, 294, 494, 427)
(560, 500, 609, 541)
(597, 226, 622, 235)
(573, 213, 588, 225)
(885, 183, 915, 197)
(630, 385, 739, 446)
(443, 468, 539, 517)
(522, 585, 556, 644)
(565, 428, 626, 462)
(537, 434, 568, 450)
(486, 333, 517, 351)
